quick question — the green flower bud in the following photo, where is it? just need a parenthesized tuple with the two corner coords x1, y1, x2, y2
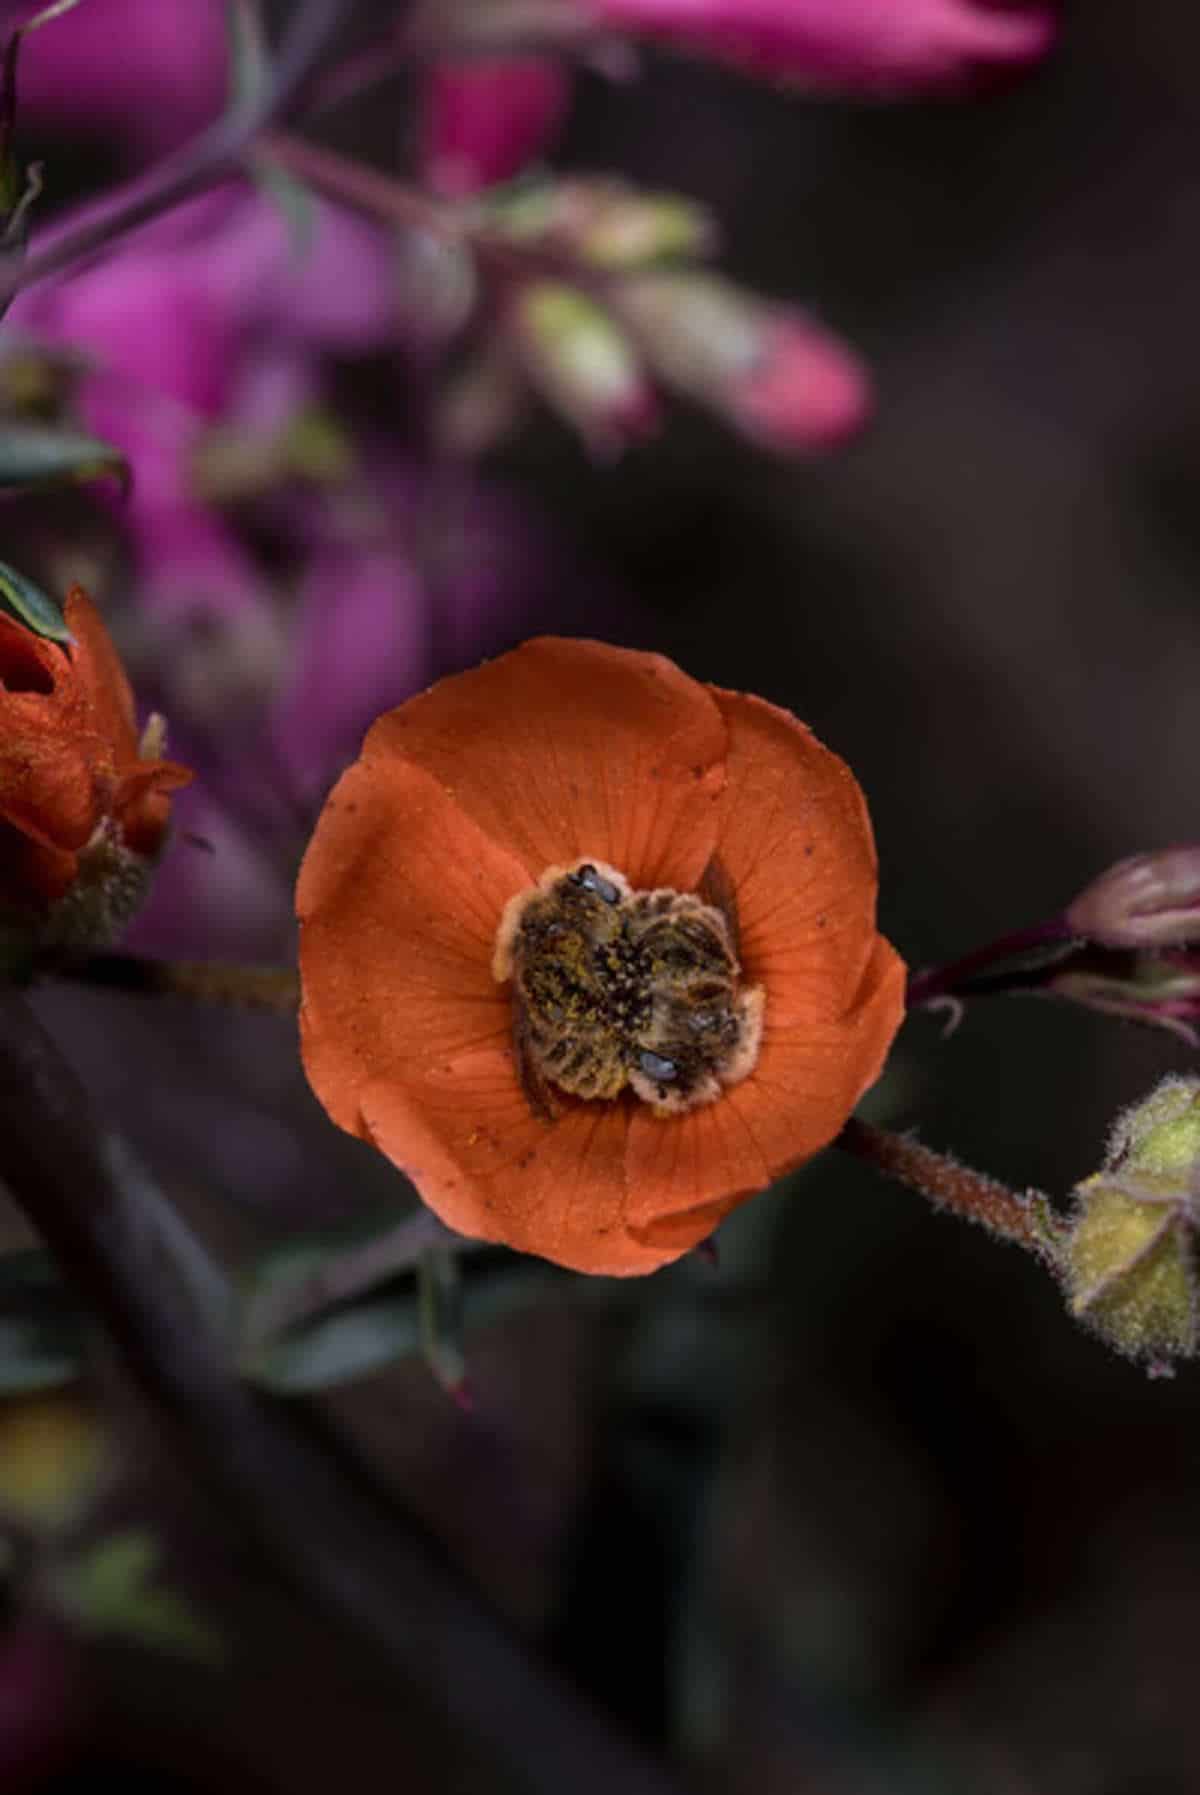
(1065, 1077, 1200, 1367)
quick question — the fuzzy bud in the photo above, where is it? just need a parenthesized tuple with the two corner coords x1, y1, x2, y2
(1065, 1077, 1200, 1367)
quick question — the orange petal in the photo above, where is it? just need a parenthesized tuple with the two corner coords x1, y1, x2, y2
(0, 613, 60, 697)
(298, 747, 532, 1131)
(359, 1060, 673, 1276)
(362, 637, 727, 891)
(62, 587, 138, 760)
(297, 720, 701, 1275)
(114, 759, 193, 857)
(0, 728, 109, 852)
(697, 688, 905, 1180)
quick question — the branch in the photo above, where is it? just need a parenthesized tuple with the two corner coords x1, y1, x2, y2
(0, 0, 355, 305)
(837, 1117, 1064, 1264)
(0, 989, 689, 1795)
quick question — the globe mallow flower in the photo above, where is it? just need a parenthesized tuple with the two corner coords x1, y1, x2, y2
(297, 638, 904, 1275)
(0, 585, 190, 950)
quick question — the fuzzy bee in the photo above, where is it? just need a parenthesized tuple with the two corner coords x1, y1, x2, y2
(493, 857, 764, 1119)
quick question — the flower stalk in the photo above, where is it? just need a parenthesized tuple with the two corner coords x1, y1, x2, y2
(837, 1116, 1065, 1264)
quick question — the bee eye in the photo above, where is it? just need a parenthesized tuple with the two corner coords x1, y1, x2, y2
(638, 1050, 678, 1083)
(573, 864, 620, 905)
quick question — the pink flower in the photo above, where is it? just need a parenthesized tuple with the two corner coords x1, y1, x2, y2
(420, 56, 571, 196)
(5, 0, 227, 159)
(6, 186, 397, 620)
(589, 0, 1056, 93)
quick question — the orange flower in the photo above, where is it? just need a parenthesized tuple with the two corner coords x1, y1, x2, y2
(297, 639, 905, 1275)
(0, 585, 190, 945)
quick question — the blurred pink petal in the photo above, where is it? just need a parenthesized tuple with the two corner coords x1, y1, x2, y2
(421, 56, 571, 196)
(729, 314, 872, 449)
(8, 186, 396, 408)
(127, 783, 294, 960)
(592, 0, 1057, 92)
(0, 1618, 88, 1793)
(6, 0, 227, 158)
(271, 546, 431, 797)
(6, 187, 395, 583)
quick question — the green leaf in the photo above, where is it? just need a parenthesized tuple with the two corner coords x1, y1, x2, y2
(243, 1261, 547, 1394)
(249, 157, 316, 264)
(224, 0, 268, 111)
(0, 1249, 87, 1395)
(55, 1529, 225, 1664)
(239, 1200, 444, 1353)
(0, 558, 69, 642)
(0, 425, 129, 496)
(418, 1246, 467, 1397)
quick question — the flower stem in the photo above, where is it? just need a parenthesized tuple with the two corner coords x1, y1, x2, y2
(255, 129, 454, 236)
(44, 953, 300, 1013)
(837, 1117, 1064, 1265)
(906, 917, 1077, 1008)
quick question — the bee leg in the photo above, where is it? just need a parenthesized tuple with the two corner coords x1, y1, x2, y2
(697, 852, 741, 959)
(512, 1001, 560, 1123)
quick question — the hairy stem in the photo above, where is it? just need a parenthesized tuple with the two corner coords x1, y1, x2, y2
(837, 1117, 1064, 1264)
(0, 990, 685, 1795)
(45, 953, 301, 1014)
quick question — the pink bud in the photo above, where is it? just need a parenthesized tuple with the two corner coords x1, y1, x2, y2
(420, 56, 571, 196)
(1066, 849, 1200, 950)
(614, 272, 870, 452)
(589, 0, 1057, 94)
(727, 315, 871, 450)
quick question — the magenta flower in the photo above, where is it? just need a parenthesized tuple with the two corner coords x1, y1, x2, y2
(420, 56, 571, 196)
(6, 185, 396, 620)
(588, 0, 1056, 92)
(6, 0, 227, 159)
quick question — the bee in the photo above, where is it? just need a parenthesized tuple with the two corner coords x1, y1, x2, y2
(494, 857, 764, 1119)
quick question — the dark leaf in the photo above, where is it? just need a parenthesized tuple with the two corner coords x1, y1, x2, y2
(0, 1249, 88, 1395)
(0, 558, 69, 642)
(0, 425, 129, 497)
(243, 1261, 547, 1394)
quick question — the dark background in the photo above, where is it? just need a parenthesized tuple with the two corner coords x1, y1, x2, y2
(16, 1, 1200, 1789)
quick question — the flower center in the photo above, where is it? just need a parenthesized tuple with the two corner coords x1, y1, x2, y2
(493, 858, 764, 1117)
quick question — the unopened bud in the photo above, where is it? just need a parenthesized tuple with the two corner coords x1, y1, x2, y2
(1065, 847, 1200, 949)
(483, 176, 715, 268)
(507, 279, 658, 453)
(613, 272, 870, 451)
(1065, 1077, 1200, 1367)
(420, 56, 569, 197)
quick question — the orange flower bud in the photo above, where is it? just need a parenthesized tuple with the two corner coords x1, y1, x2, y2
(0, 585, 190, 953)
